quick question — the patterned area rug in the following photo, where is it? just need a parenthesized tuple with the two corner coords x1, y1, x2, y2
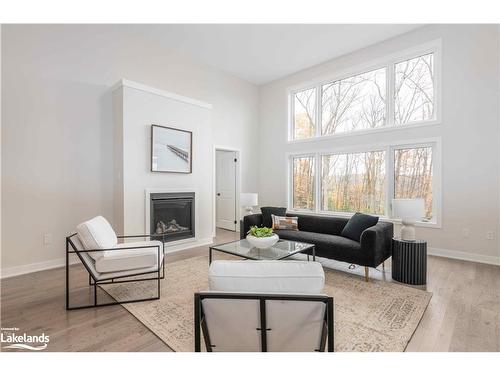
(102, 255, 431, 352)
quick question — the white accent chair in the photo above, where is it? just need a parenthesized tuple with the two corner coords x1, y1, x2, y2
(66, 216, 165, 310)
(194, 260, 334, 352)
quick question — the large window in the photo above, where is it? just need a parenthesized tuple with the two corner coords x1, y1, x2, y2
(395, 54, 434, 125)
(394, 146, 433, 219)
(292, 88, 316, 140)
(321, 151, 386, 214)
(289, 142, 439, 223)
(292, 156, 315, 210)
(290, 44, 439, 141)
(321, 68, 386, 135)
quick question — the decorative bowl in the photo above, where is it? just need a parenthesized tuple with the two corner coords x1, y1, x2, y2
(246, 234, 279, 249)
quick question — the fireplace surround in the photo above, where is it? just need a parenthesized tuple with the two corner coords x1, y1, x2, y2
(149, 192, 195, 243)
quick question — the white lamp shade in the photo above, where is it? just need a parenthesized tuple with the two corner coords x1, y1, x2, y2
(240, 193, 258, 207)
(392, 198, 425, 220)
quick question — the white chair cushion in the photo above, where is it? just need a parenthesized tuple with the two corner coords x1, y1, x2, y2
(208, 260, 325, 294)
(69, 236, 163, 280)
(76, 216, 117, 260)
(94, 241, 164, 273)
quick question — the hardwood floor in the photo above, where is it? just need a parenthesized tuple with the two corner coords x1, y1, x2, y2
(1, 228, 499, 352)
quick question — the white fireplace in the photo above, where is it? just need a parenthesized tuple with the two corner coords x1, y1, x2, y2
(113, 80, 214, 253)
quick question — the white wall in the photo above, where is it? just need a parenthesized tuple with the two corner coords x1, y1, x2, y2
(259, 24, 500, 264)
(1, 25, 259, 276)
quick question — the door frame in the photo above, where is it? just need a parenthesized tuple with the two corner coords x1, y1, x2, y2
(213, 145, 241, 236)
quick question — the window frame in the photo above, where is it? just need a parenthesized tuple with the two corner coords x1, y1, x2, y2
(289, 86, 321, 141)
(286, 137, 442, 228)
(288, 153, 317, 212)
(288, 40, 442, 143)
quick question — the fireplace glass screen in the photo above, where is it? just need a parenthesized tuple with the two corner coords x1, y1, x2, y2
(150, 192, 195, 242)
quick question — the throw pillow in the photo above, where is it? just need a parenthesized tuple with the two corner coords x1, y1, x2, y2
(341, 212, 379, 242)
(260, 206, 287, 228)
(271, 214, 299, 231)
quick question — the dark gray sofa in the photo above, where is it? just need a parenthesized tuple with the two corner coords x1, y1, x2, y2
(240, 212, 394, 281)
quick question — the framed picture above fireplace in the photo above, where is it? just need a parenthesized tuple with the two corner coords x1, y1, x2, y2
(151, 124, 192, 173)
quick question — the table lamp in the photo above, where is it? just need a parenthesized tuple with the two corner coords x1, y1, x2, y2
(392, 198, 425, 241)
(240, 193, 258, 215)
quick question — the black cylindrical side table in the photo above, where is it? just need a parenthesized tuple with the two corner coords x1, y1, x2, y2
(392, 238, 427, 285)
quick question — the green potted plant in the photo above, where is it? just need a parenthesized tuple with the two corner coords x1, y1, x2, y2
(246, 226, 279, 249)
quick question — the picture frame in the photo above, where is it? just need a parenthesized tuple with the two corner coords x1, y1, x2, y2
(151, 124, 193, 173)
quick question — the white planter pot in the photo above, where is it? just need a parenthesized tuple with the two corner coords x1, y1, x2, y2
(246, 234, 279, 249)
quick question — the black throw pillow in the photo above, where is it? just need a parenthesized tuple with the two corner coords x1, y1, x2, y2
(341, 212, 379, 242)
(260, 206, 287, 228)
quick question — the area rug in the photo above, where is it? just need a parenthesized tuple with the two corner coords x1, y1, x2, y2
(102, 255, 431, 352)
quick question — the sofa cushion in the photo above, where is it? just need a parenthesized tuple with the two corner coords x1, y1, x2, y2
(276, 230, 360, 250)
(290, 214, 348, 235)
(275, 230, 366, 263)
(261, 207, 287, 228)
(208, 260, 325, 294)
(94, 240, 164, 273)
(341, 212, 379, 242)
(77, 216, 117, 260)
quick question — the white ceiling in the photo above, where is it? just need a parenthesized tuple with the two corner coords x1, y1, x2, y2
(140, 24, 424, 84)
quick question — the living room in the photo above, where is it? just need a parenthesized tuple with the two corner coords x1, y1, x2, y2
(1, 1, 499, 373)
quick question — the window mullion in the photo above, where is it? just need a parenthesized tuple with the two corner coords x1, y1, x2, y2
(316, 86, 321, 138)
(387, 146, 395, 218)
(288, 156, 293, 210)
(315, 153, 321, 212)
(289, 93, 294, 141)
(387, 64, 395, 127)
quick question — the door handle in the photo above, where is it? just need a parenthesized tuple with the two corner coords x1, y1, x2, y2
(217, 193, 221, 196)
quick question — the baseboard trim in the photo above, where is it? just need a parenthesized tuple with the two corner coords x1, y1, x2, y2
(0, 256, 80, 279)
(0, 237, 215, 279)
(428, 247, 500, 266)
(164, 237, 214, 254)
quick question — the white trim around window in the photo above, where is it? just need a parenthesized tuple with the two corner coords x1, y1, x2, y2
(287, 39, 442, 143)
(286, 137, 442, 228)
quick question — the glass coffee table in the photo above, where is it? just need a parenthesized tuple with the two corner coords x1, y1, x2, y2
(209, 239, 315, 264)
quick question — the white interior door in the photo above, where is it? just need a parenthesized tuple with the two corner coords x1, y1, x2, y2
(216, 150, 237, 231)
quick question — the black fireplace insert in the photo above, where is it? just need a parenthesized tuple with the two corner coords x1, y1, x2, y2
(150, 192, 195, 243)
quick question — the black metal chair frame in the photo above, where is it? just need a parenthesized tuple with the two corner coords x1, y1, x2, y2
(194, 292, 334, 352)
(66, 233, 165, 310)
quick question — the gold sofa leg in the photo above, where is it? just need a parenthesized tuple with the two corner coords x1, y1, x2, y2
(364, 267, 369, 282)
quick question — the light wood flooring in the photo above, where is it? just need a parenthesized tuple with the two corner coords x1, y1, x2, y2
(1, 228, 499, 352)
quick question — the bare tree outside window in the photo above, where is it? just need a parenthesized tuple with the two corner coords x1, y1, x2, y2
(293, 88, 316, 140)
(394, 147, 433, 219)
(321, 68, 386, 135)
(321, 151, 386, 214)
(292, 156, 315, 210)
(395, 54, 434, 125)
